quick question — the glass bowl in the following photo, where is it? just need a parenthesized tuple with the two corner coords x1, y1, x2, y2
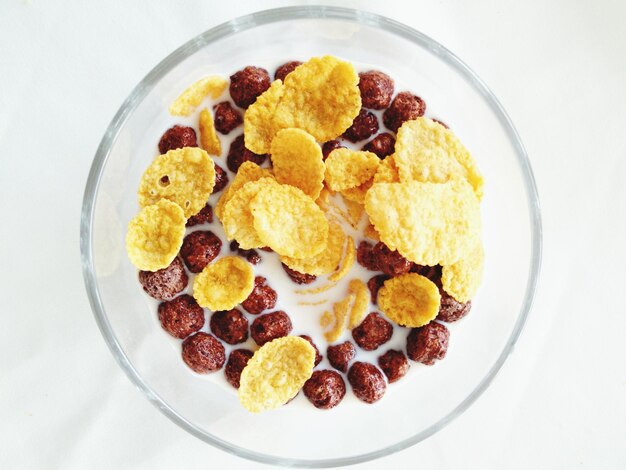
(80, 6, 541, 467)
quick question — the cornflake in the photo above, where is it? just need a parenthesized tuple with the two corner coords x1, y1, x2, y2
(169, 76, 228, 116)
(378, 273, 441, 327)
(193, 256, 255, 311)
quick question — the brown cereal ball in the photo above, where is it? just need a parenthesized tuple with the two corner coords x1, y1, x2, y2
(210, 308, 249, 345)
(138, 257, 188, 301)
(241, 276, 277, 315)
(224, 349, 254, 389)
(224, 349, 253, 389)
(327, 341, 356, 373)
(303, 370, 346, 409)
(157, 294, 204, 339)
(356, 241, 379, 271)
(352, 312, 393, 351)
(213, 164, 229, 193)
(182, 332, 225, 373)
(367, 274, 390, 305)
(229, 66, 271, 108)
(158, 125, 198, 154)
(229, 240, 262, 265)
(274, 60, 303, 82)
(299, 335, 322, 366)
(406, 322, 449, 365)
(362, 132, 395, 159)
(250, 311, 293, 346)
(186, 203, 213, 227)
(372, 242, 412, 277)
(378, 350, 409, 383)
(410, 264, 443, 286)
(437, 293, 472, 323)
(348, 362, 386, 404)
(358, 70, 394, 110)
(213, 101, 243, 134)
(321, 140, 345, 160)
(282, 263, 317, 284)
(383, 91, 426, 133)
(179, 230, 222, 273)
(342, 109, 379, 143)
(226, 135, 268, 172)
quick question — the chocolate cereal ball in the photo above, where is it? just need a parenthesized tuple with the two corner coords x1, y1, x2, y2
(210, 308, 249, 345)
(356, 241, 379, 271)
(299, 335, 322, 366)
(229, 66, 271, 108)
(410, 264, 443, 286)
(282, 263, 317, 284)
(227, 135, 268, 172)
(138, 257, 188, 301)
(348, 362, 386, 404)
(303, 370, 346, 409)
(274, 60, 302, 82)
(406, 322, 449, 365)
(437, 292, 472, 323)
(230, 241, 262, 265)
(362, 132, 395, 159)
(321, 140, 345, 160)
(342, 109, 379, 143)
(182, 332, 225, 373)
(378, 350, 409, 383)
(383, 91, 426, 133)
(352, 312, 393, 351)
(158, 294, 204, 339)
(225, 349, 254, 389)
(367, 274, 390, 305)
(186, 203, 213, 227)
(212, 164, 229, 193)
(213, 101, 243, 134)
(179, 230, 222, 273)
(250, 311, 293, 346)
(327, 341, 356, 373)
(158, 125, 197, 154)
(241, 276, 277, 314)
(372, 242, 412, 277)
(358, 70, 394, 109)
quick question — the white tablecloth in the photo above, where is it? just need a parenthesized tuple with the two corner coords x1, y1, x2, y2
(1, 1, 624, 468)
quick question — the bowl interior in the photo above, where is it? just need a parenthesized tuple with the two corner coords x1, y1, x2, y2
(83, 8, 540, 467)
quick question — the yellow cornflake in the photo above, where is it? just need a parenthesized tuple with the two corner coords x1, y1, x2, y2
(442, 241, 484, 302)
(193, 256, 255, 311)
(323, 293, 355, 342)
(342, 197, 364, 227)
(348, 279, 370, 328)
(328, 236, 356, 282)
(378, 273, 441, 327)
(244, 56, 361, 153)
(169, 75, 228, 116)
(281, 221, 346, 275)
(244, 80, 285, 154)
(340, 178, 374, 204)
(270, 128, 325, 199)
(222, 178, 278, 249)
(364, 222, 380, 241)
(295, 282, 336, 295)
(138, 147, 216, 218)
(365, 180, 481, 266)
(298, 299, 329, 306)
(324, 148, 380, 192)
(199, 108, 222, 156)
(274, 56, 361, 143)
(373, 154, 400, 184)
(250, 183, 329, 259)
(238, 336, 316, 413)
(394, 118, 484, 199)
(215, 161, 273, 220)
(125, 199, 186, 271)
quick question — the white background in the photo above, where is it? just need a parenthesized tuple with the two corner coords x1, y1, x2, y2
(1, 0, 625, 468)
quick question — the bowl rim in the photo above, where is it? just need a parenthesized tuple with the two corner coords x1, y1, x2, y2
(80, 5, 542, 467)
